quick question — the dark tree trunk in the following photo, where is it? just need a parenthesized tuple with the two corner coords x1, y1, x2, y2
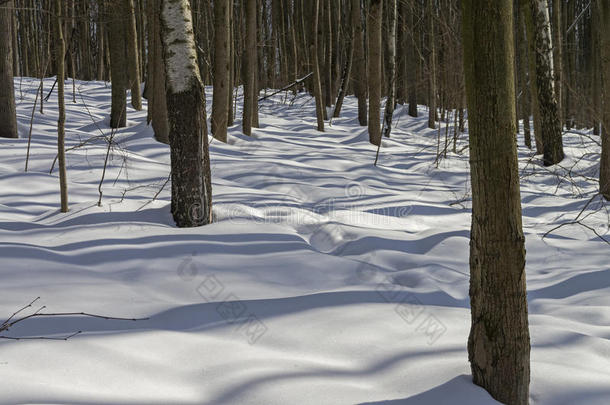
(212, 0, 230, 142)
(311, 0, 325, 131)
(243, 0, 257, 135)
(406, 0, 418, 118)
(462, 0, 530, 403)
(599, 0, 610, 199)
(351, 0, 367, 126)
(0, 0, 18, 139)
(55, 0, 69, 212)
(367, 0, 382, 145)
(108, 0, 127, 128)
(160, 0, 212, 227)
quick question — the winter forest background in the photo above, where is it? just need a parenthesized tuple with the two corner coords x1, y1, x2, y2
(0, 0, 609, 404)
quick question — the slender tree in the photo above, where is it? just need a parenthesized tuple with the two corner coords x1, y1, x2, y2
(351, 0, 367, 126)
(599, 0, 610, 199)
(212, 0, 230, 142)
(56, 0, 69, 212)
(243, 0, 258, 136)
(462, 0, 530, 403)
(108, 0, 127, 128)
(160, 0, 212, 227)
(427, 0, 437, 129)
(529, 0, 564, 165)
(126, 0, 142, 110)
(311, 0, 325, 131)
(367, 0, 382, 145)
(406, 0, 418, 118)
(146, 0, 169, 144)
(0, 0, 18, 139)
(382, 0, 397, 139)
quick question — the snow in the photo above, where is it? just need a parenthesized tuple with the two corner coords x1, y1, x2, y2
(0, 77, 609, 404)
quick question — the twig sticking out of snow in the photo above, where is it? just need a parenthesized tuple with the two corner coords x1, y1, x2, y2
(0, 297, 148, 341)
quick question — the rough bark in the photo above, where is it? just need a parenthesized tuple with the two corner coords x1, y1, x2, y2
(212, 0, 230, 142)
(0, 0, 18, 139)
(160, 0, 212, 227)
(461, 0, 530, 404)
(367, 0, 382, 145)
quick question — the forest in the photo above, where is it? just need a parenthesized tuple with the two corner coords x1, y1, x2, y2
(0, 0, 609, 404)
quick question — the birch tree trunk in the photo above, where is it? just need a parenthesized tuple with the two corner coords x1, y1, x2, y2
(160, 0, 212, 227)
(0, 0, 18, 139)
(462, 0, 530, 403)
(529, 0, 564, 166)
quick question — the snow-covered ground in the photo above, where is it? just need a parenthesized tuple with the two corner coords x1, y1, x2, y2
(0, 77, 608, 404)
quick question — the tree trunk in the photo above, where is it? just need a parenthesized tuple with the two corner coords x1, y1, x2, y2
(599, 0, 610, 200)
(367, 0, 382, 145)
(55, 0, 69, 213)
(382, 0, 397, 138)
(332, 19, 353, 119)
(517, 8, 532, 149)
(427, 0, 437, 129)
(592, 1, 601, 136)
(147, 0, 169, 144)
(108, 0, 127, 128)
(311, 0, 325, 131)
(406, 0, 418, 118)
(212, 0, 230, 142)
(529, 0, 564, 165)
(243, 0, 257, 135)
(522, 0, 544, 153)
(461, 0, 530, 403)
(126, 0, 142, 110)
(160, 0, 212, 227)
(551, 0, 562, 124)
(0, 0, 18, 139)
(351, 0, 367, 126)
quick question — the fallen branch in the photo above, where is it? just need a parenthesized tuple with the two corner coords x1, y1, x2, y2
(258, 72, 313, 103)
(542, 194, 610, 245)
(0, 297, 148, 341)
